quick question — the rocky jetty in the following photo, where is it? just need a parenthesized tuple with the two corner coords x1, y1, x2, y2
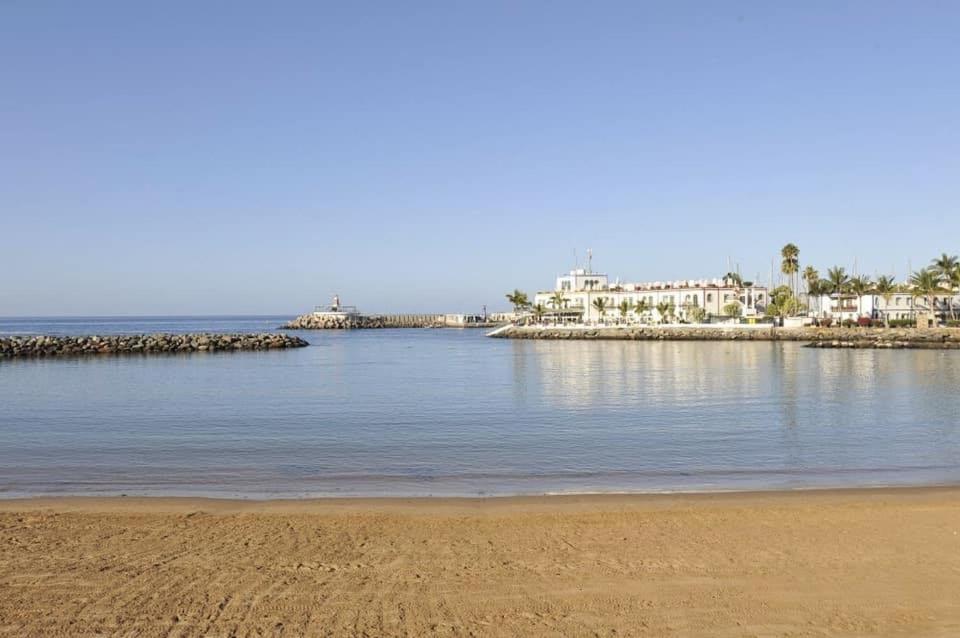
(490, 325, 960, 348)
(0, 333, 309, 359)
(283, 313, 443, 329)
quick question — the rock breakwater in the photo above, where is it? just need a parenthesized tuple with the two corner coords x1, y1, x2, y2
(490, 325, 960, 348)
(284, 314, 443, 329)
(0, 333, 309, 359)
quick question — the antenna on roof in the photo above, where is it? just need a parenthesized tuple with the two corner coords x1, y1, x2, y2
(587, 248, 593, 274)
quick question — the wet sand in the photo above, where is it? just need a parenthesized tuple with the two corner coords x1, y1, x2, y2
(2, 487, 959, 636)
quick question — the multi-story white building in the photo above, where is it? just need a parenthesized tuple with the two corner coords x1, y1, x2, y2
(809, 292, 959, 323)
(533, 268, 768, 324)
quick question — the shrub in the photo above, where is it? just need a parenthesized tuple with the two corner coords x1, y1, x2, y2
(819, 317, 833, 328)
(841, 319, 856, 328)
(947, 320, 960, 328)
(857, 317, 872, 327)
(888, 319, 915, 328)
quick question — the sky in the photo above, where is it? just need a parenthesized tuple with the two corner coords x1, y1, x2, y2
(2, 1, 959, 315)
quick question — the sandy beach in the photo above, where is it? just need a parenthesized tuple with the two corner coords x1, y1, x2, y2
(2, 487, 959, 637)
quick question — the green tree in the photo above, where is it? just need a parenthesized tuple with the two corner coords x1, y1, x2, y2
(781, 243, 800, 300)
(591, 297, 608, 323)
(848, 275, 872, 318)
(687, 305, 707, 323)
(617, 299, 633, 322)
(910, 268, 943, 322)
(826, 267, 850, 325)
(931, 254, 959, 320)
(931, 253, 959, 283)
(505, 289, 530, 313)
(655, 300, 675, 324)
(548, 291, 567, 310)
(724, 272, 742, 287)
(803, 266, 819, 310)
(531, 303, 546, 323)
(723, 301, 742, 318)
(633, 298, 649, 322)
(873, 275, 896, 327)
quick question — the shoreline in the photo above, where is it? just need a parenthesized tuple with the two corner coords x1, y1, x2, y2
(4, 484, 959, 635)
(3, 482, 958, 512)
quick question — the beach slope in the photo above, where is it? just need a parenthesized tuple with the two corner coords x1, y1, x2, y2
(2, 488, 959, 636)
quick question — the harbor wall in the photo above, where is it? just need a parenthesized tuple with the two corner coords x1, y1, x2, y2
(283, 313, 497, 329)
(489, 325, 960, 348)
(0, 334, 308, 359)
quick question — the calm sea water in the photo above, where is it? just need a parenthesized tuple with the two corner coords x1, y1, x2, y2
(2, 316, 959, 497)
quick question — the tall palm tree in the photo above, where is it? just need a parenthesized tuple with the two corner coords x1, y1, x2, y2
(531, 303, 546, 323)
(931, 255, 959, 320)
(848, 275, 872, 318)
(591, 297, 608, 323)
(931, 253, 959, 282)
(950, 266, 960, 321)
(826, 266, 850, 324)
(910, 268, 943, 323)
(505, 289, 530, 313)
(781, 243, 800, 299)
(873, 275, 896, 327)
(802, 266, 819, 313)
(617, 299, 633, 323)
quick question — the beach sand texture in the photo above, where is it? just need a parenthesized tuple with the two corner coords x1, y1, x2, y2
(2, 488, 959, 637)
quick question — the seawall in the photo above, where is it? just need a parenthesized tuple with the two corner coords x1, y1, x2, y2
(284, 314, 441, 329)
(283, 313, 498, 329)
(0, 333, 309, 359)
(489, 325, 960, 348)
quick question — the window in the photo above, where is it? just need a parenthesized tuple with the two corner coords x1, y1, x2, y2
(706, 293, 713, 303)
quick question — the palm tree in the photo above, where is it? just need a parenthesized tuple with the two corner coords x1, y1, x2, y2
(826, 266, 849, 324)
(548, 291, 567, 310)
(910, 268, 943, 324)
(781, 243, 800, 300)
(873, 275, 896, 327)
(803, 266, 819, 312)
(591, 297, 608, 323)
(617, 299, 633, 323)
(931, 254, 959, 320)
(724, 272, 743, 287)
(633, 298, 649, 323)
(655, 300, 675, 324)
(848, 275, 872, 319)
(931, 253, 958, 282)
(505, 289, 530, 314)
(531, 303, 546, 323)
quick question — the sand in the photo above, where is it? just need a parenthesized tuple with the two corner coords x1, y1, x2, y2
(2, 488, 959, 637)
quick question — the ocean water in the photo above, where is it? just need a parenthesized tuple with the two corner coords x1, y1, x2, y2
(2, 316, 959, 497)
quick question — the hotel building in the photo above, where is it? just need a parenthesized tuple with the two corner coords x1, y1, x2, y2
(533, 268, 769, 324)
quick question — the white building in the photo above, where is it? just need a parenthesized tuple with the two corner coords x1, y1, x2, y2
(809, 292, 959, 323)
(533, 268, 769, 324)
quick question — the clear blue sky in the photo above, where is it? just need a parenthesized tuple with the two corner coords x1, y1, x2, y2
(2, 1, 958, 315)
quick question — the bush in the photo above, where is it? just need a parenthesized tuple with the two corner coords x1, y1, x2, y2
(857, 317, 872, 327)
(819, 317, 833, 328)
(887, 319, 915, 328)
(947, 320, 960, 328)
(841, 319, 856, 328)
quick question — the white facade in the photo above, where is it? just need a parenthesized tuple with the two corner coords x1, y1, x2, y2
(809, 293, 960, 322)
(534, 269, 768, 324)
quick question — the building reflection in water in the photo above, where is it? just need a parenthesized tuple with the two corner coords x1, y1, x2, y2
(508, 340, 960, 481)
